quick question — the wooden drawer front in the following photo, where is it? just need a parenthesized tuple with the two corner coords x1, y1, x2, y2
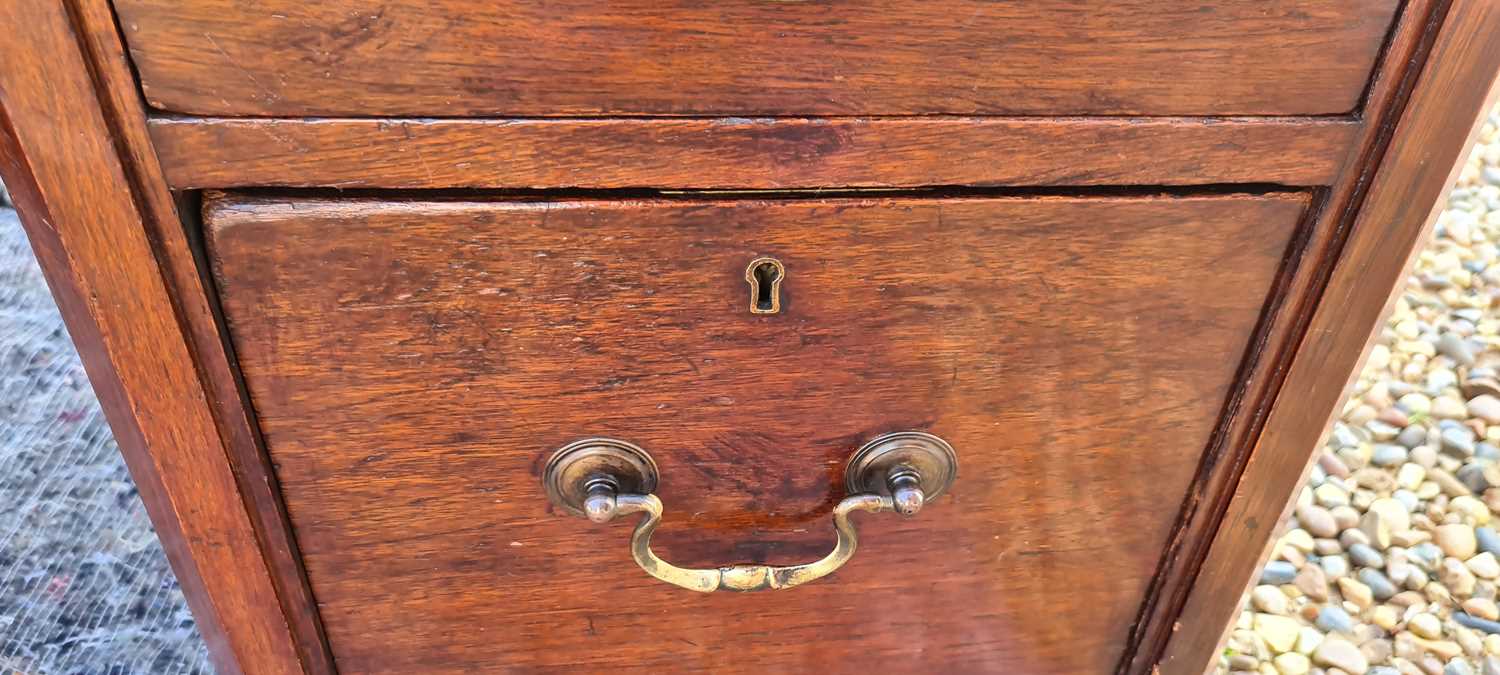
(117, 0, 1397, 117)
(206, 193, 1307, 674)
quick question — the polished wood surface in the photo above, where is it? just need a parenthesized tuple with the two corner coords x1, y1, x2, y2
(1123, 1, 1447, 668)
(0, 1, 323, 672)
(4, 1, 1493, 673)
(114, 0, 1398, 117)
(70, 0, 336, 668)
(207, 193, 1308, 673)
(1161, 1, 1500, 670)
(148, 116, 1361, 190)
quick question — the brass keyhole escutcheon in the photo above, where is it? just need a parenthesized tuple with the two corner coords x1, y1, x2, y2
(746, 257, 785, 315)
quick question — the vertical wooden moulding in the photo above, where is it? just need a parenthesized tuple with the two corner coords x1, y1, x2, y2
(1119, 1, 1450, 671)
(1153, 1, 1500, 672)
(0, 1, 333, 673)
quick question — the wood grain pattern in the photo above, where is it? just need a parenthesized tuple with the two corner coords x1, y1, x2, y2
(65, 0, 337, 670)
(1121, 1, 1447, 670)
(207, 193, 1309, 674)
(113, 0, 1398, 117)
(148, 116, 1361, 191)
(0, 1, 312, 673)
(1159, 0, 1500, 671)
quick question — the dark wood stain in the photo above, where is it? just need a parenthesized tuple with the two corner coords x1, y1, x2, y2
(0, 1, 317, 673)
(1122, 0, 1448, 669)
(68, 0, 336, 670)
(147, 116, 1361, 191)
(206, 194, 1307, 673)
(4, 0, 1494, 673)
(112, 0, 1399, 117)
(1160, 0, 1500, 670)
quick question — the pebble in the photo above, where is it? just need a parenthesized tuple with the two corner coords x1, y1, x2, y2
(1273, 652, 1311, 675)
(1457, 496, 1496, 525)
(1334, 505, 1364, 530)
(1313, 638, 1370, 673)
(1323, 450, 1355, 477)
(1359, 467, 1400, 493)
(1258, 613, 1303, 652)
(1400, 490, 1426, 514)
(1463, 628, 1487, 658)
(1364, 567, 1401, 600)
(1416, 637, 1465, 661)
(1253, 584, 1291, 614)
(1441, 525, 1483, 559)
(1376, 422, 1406, 444)
(1478, 527, 1500, 556)
(1458, 612, 1500, 636)
(1298, 627, 1325, 655)
(1334, 424, 1364, 448)
(1367, 510, 1399, 550)
(1417, 543, 1448, 567)
(1283, 529, 1316, 554)
(1466, 598, 1500, 621)
(1323, 555, 1351, 579)
(1461, 464, 1500, 493)
(1412, 613, 1446, 639)
(1354, 543, 1390, 569)
(1473, 396, 1500, 424)
(1317, 604, 1357, 633)
(1447, 428, 1481, 459)
(1437, 468, 1478, 497)
(1441, 333, 1479, 366)
(1380, 496, 1416, 525)
(1384, 406, 1414, 426)
(1404, 393, 1437, 417)
(1376, 604, 1402, 631)
(1441, 397, 1476, 420)
(1452, 660, 1480, 675)
(1433, 369, 1463, 393)
(1406, 464, 1435, 490)
(1340, 577, 1376, 609)
(1469, 378, 1500, 400)
(1365, 638, 1395, 666)
(1380, 444, 1416, 466)
(1317, 483, 1353, 507)
(1475, 553, 1500, 580)
(1404, 426, 1434, 448)
(1262, 561, 1299, 586)
(1298, 504, 1341, 538)
(1296, 564, 1330, 601)
(1445, 558, 1480, 596)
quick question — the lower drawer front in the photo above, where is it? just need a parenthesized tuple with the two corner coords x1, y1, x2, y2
(206, 193, 1308, 673)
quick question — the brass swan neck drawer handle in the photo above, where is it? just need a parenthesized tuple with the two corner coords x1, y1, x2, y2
(543, 432, 957, 593)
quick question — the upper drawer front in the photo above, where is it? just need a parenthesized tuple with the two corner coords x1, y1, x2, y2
(117, 0, 1398, 117)
(206, 193, 1308, 673)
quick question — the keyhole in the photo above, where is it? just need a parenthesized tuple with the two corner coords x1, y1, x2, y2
(745, 257, 785, 315)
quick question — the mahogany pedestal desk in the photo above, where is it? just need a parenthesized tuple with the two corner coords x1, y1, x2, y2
(3, 1, 1500, 673)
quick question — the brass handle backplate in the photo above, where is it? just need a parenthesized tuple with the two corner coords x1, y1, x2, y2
(542, 432, 958, 592)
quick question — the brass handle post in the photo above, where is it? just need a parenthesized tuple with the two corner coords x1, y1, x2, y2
(543, 432, 957, 593)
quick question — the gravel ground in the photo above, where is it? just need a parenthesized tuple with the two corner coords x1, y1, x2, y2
(0, 204, 211, 674)
(1224, 107, 1500, 675)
